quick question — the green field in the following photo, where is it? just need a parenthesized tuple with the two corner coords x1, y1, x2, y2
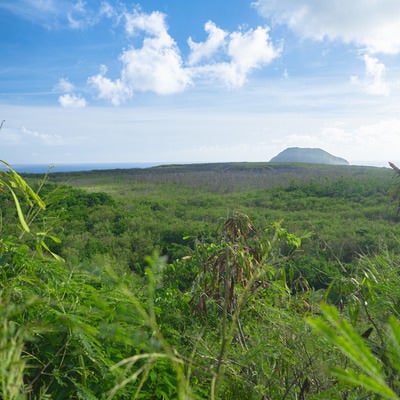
(1, 162, 400, 399)
(46, 162, 398, 279)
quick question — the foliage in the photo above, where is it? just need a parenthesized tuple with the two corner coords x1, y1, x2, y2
(389, 161, 400, 216)
(309, 304, 400, 399)
(0, 165, 190, 399)
(0, 160, 45, 233)
(2, 162, 400, 399)
(40, 162, 397, 276)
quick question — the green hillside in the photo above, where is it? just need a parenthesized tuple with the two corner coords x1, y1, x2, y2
(1, 161, 400, 399)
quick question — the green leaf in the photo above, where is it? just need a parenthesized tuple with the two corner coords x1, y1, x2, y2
(37, 240, 64, 262)
(388, 317, 400, 371)
(37, 233, 62, 244)
(309, 303, 383, 379)
(8, 185, 30, 233)
(309, 304, 399, 399)
(9, 168, 45, 209)
(333, 368, 398, 400)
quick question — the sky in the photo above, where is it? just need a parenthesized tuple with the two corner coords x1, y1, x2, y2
(1, 0, 400, 166)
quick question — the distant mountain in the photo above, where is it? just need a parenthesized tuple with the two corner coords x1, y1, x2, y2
(270, 147, 349, 165)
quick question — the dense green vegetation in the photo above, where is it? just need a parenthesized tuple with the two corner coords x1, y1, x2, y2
(45, 163, 398, 285)
(1, 161, 400, 399)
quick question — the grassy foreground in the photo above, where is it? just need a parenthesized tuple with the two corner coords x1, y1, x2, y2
(1, 161, 400, 399)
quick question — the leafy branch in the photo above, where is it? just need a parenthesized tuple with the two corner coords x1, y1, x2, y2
(0, 160, 45, 233)
(309, 303, 400, 399)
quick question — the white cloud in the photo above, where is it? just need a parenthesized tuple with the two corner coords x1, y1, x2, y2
(253, 0, 400, 55)
(58, 93, 87, 108)
(227, 26, 280, 85)
(119, 47, 192, 95)
(88, 67, 132, 106)
(67, 0, 111, 29)
(351, 55, 389, 96)
(88, 11, 280, 104)
(89, 10, 192, 103)
(54, 78, 75, 93)
(187, 21, 228, 65)
(99, 1, 115, 19)
(120, 11, 192, 95)
(125, 9, 168, 39)
(56, 78, 88, 108)
(191, 26, 280, 88)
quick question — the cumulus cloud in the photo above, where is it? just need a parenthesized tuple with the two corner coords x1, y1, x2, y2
(122, 12, 192, 94)
(89, 10, 280, 104)
(125, 9, 168, 38)
(88, 66, 132, 106)
(227, 26, 280, 86)
(58, 93, 87, 108)
(190, 25, 280, 88)
(54, 78, 75, 93)
(351, 55, 389, 96)
(187, 21, 228, 65)
(56, 77, 88, 108)
(88, 10, 192, 104)
(119, 47, 191, 95)
(252, 0, 400, 55)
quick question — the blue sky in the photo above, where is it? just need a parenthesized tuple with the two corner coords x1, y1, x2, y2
(1, 0, 400, 166)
